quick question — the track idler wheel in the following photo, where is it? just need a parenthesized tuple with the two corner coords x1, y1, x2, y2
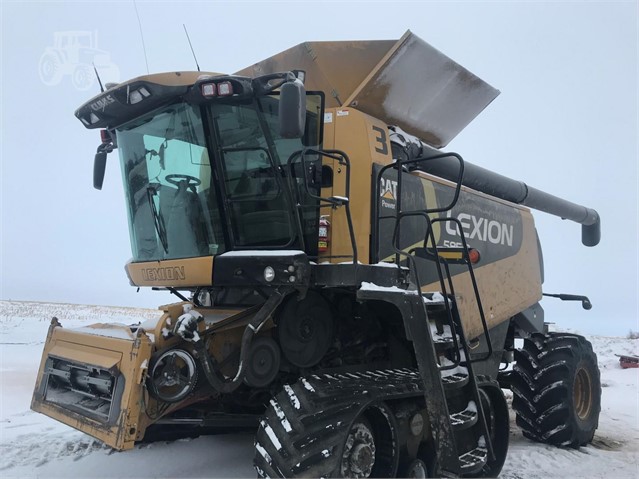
(511, 332, 601, 447)
(473, 378, 509, 478)
(404, 458, 429, 478)
(148, 348, 198, 403)
(340, 418, 376, 478)
(277, 292, 334, 368)
(339, 407, 397, 478)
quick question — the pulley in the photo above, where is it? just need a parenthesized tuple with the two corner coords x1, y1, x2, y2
(148, 348, 198, 403)
(277, 292, 334, 368)
(244, 336, 281, 388)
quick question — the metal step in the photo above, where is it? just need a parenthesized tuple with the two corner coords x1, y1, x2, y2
(430, 323, 459, 354)
(441, 372, 469, 391)
(422, 291, 448, 307)
(450, 401, 478, 431)
(459, 446, 488, 474)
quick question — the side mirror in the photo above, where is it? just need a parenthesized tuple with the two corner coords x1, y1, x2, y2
(93, 147, 108, 190)
(279, 80, 306, 139)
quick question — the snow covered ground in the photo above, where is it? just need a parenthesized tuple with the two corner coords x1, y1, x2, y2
(1, 300, 637, 478)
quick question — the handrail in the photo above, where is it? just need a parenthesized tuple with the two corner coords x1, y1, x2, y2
(374, 152, 465, 264)
(286, 148, 358, 264)
(383, 150, 496, 463)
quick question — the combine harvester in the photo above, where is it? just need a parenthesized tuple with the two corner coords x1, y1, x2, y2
(32, 31, 601, 477)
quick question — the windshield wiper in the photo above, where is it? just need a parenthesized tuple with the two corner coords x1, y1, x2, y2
(147, 186, 169, 254)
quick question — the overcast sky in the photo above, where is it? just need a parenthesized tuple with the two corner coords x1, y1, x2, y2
(1, 1, 637, 336)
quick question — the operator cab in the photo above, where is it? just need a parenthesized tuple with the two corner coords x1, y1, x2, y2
(84, 72, 325, 263)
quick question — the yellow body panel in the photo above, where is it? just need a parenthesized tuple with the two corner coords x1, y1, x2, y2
(31, 320, 153, 450)
(126, 256, 214, 287)
(320, 107, 394, 263)
(423, 209, 542, 340)
(31, 303, 260, 450)
(319, 113, 542, 338)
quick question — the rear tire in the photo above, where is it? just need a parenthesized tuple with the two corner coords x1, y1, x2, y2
(511, 332, 601, 447)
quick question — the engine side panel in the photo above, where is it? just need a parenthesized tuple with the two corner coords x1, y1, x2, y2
(319, 107, 395, 263)
(376, 168, 542, 339)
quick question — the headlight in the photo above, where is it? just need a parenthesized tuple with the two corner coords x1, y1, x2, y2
(263, 266, 275, 282)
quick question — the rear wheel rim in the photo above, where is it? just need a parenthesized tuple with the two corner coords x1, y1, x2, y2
(407, 459, 428, 478)
(574, 366, 593, 419)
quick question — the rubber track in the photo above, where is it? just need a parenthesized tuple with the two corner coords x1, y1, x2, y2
(254, 368, 425, 478)
(510, 332, 600, 447)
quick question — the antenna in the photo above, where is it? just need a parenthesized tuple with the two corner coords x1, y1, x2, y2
(133, 0, 150, 74)
(183, 24, 201, 72)
(92, 62, 105, 92)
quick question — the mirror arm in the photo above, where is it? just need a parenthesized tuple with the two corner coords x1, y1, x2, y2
(252, 71, 297, 95)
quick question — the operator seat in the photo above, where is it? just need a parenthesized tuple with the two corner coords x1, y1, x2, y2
(164, 179, 207, 259)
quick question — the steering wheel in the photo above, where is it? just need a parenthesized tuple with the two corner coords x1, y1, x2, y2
(165, 174, 201, 188)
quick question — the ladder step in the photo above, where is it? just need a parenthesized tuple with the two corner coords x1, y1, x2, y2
(422, 291, 448, 306)
(430, 323, 460, 353)
(459, 446, 488, 474)
(441, 372, 469, 391)
(429, 323, 456, 343)
(450, 401, 478, 431)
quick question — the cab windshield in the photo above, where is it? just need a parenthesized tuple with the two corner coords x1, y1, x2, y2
(116, 95, 321, 262)
(117, 104, 222, 261)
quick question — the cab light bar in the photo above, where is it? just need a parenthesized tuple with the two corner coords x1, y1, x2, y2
(128, 87, 151, 105)
(201, 81, 234, 98)
(217, 81, 233, 96)
(201, 83, 216, 97)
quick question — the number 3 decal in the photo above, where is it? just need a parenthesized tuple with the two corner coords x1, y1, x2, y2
(372, 126, 388, 155)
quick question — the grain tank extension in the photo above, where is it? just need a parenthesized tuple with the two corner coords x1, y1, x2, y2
(32, 30, 601, 477)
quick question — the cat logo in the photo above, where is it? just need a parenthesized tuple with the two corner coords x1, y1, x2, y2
(380, 178, 398, 209)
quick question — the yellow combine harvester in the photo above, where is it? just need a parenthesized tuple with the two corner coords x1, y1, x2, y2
(32, 31, 601, 477)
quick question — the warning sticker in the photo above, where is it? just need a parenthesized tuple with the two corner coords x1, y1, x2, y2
(336, 110, 349, 117)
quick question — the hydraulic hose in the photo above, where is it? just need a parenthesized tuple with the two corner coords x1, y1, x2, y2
(194, 288, 291, 394)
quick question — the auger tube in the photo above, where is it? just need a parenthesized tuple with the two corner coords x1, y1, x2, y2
(413, 154, 601, 246)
